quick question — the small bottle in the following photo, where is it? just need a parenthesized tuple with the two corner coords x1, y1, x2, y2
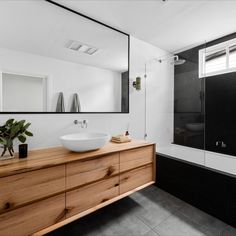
(19, 144, 28, 158)
(125, 123, 130, 136)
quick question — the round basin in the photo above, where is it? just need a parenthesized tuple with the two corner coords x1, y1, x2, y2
(60, 133, 110, 152)
(185, 123, 204, 132)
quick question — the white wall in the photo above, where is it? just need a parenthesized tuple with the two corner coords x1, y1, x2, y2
(0, 36, 174, 150)
(0, 48, 121, 112)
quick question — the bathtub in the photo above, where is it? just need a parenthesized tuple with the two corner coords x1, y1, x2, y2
(157, 144, 236, 176)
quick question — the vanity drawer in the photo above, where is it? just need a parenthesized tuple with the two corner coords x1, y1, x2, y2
(66, 153, 119, 189)
(0, 193, 65, 236)
(120, 164, 153, 194)
(66, 176, 119, 218)
(120, 146, 154, 172)
(0, 165, 65, 213)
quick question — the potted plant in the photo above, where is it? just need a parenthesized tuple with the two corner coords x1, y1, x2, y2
(0, 119, 33, 158)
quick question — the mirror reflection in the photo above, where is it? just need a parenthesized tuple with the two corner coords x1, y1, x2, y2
(0, 0, 129, 113)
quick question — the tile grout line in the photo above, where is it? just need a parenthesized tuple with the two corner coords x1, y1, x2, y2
(132, 214, 154, 235)
(155, 209, 223, 236)
(135, 206, 180, 232)
(177, 206, 228, 236)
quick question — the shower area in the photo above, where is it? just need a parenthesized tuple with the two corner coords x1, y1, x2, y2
(155, 32, 236, 228)
(174, 32, 236, 155)
(174, 44, 205, 150)
(156, 32, 236, 169)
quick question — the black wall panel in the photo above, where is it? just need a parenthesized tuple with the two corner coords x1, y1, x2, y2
(205, 72, 236, 156)
(174, 32, 236, 156)
(156, 154, 236, 227)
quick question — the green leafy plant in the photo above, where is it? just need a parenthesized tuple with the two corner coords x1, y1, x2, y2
(0, 119, 33, 157)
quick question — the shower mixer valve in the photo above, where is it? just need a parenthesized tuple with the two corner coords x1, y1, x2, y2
(215, 141, 227, 148)
(74, 119, 88, 128)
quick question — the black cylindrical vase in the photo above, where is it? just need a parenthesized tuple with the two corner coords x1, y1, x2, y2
(19, 144, 28, 158)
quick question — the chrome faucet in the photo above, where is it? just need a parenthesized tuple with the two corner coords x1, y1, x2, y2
(215, 141, 227, 148)
(74, 119, 88, 128)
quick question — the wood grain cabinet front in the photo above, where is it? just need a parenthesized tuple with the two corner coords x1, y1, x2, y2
(120, 146, 154, 172)
(66, 153, 119, 189)
(0, 141, 155, 236)
(120, 164, 153, 194)
(0, 165, 65, 214)
(66, 176, 119, 218)
(0, 193, 66, 236)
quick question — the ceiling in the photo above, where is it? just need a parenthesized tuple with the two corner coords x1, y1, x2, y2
(55, 0, 236, 53)
(0, 0, 128, 72)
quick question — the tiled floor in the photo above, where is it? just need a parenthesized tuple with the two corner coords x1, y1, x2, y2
(48, 186, 236, 236)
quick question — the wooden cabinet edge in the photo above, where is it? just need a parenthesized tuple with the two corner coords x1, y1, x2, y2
(153, 144, 156, 182)
(65, 161, 156, 194)
(32, 181, 155, 236)
(0, 142, 156, 235)
(0, 161, 155, 216)
(0, 192, 66, 215)
(0, 194, 66, 236)
(0, 141, 155, 178)
(0, 165, 66, 214)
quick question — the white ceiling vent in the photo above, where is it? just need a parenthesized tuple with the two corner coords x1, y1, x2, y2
(65, 40, 98, 55)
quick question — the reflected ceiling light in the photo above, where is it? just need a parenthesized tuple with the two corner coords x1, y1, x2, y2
(65, 40, 98, 55)
(78, 45, 90, 53)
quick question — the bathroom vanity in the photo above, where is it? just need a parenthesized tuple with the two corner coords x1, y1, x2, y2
(0, 140, 155, 236)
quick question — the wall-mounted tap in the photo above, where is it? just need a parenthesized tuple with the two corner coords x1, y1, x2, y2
(215, 141, 227, 148)
(74, 119, 88, 128)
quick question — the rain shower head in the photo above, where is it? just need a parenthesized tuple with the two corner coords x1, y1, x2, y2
(172, 57, 186, 65)
(158, 55, 186, 65)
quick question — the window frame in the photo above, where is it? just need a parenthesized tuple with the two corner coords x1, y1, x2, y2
(199, 38, 236, 78)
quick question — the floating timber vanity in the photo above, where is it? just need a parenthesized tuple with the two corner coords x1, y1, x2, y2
(0, 140, 155, 236)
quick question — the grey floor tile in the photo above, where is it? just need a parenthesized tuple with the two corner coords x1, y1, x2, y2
(133, 198, 180, 228)
(221, 225, 236, 236)
(48, 186, 236, 236)
(93, 200, 151, 236)
(153, 211, 207, 236)
(98, 215, 151, 236)
(179, 203, 227, 236)
(131, 185, 185, 209)
(144, 229, 161, 236)
(127, 186, 185, 228)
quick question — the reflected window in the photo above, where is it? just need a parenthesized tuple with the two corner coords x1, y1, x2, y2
(199, 39, 236, 78)
(0, 73, 47, 112)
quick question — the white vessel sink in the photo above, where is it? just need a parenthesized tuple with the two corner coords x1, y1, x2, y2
(186, 123, 204, 132)
(60, 133, 110, 152)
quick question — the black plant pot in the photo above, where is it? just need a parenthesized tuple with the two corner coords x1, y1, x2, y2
(19, 144, 28, 159)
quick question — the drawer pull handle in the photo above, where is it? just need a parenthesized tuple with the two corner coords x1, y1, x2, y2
(55, 209, 66, 223)
(4, 202, 11, 210)
(106, 166, 115, 176)
(65, 207, 73, 214)
(101, 198, 109, 203)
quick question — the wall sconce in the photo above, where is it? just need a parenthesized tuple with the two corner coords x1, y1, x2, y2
(132, 77, 141, 91)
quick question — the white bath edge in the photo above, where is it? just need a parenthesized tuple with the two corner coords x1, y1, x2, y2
(157, 144, 236, 176)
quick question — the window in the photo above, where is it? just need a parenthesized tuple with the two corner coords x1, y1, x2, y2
(199, 38, 236, 78)
(0, 72, 47, 112)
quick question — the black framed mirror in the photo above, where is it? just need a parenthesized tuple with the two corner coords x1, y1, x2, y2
(0, 0, 129, 113)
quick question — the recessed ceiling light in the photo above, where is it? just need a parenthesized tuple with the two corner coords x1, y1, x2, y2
(78, 45, 90, 53)
(86, 47, 98, 55)
(65, 40, 98, 55)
